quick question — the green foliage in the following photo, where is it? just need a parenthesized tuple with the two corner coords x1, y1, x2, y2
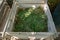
(13, 7, 48, 32)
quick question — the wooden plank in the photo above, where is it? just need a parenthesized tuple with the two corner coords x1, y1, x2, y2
(15, 0, 47, 4)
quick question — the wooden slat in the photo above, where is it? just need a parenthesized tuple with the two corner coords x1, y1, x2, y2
(15, 0, 47, 4)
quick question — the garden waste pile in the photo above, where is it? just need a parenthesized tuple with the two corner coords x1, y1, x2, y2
(13, 7, 48, 32)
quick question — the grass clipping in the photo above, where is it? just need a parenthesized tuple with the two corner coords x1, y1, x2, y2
(13, 7, 48, 32)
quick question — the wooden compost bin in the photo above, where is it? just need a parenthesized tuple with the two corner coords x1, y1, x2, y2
(4, 0, 58, 37)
